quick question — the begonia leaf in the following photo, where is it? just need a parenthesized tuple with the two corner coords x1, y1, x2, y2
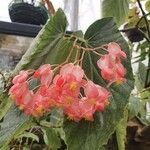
(63, 18, 134, 150)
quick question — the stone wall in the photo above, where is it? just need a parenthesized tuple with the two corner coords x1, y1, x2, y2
(0, 33, 33, 70)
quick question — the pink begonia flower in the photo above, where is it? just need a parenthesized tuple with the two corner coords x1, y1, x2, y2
(60, 63, 84, 82)
(64, 100, 81, 122)
(34, 64, 51, 77)
(84, 81, 110, 112)
(9, 82, 29, 101)
(107, 42, 127, 60)
(34, 64, 53, 87)
(97, 42, 127, 86)
(19, 91, 33, 109)
(24, 85, 54, 116)
(12, 71, 28, 84)
(24, 94, 50, 117)
(97, 55, 115, 82)
(53, 63, 85, 98)
(79, 97, 95, 121)
(9, 63, 110, 122)
(50, 65, 84, 110)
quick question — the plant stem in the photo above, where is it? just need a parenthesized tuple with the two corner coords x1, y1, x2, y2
(92, 51, 103, 56)
(145, 48, 150, 88)
(136, 12, 150, 27)
(43, 0, 55, 15)
(137, 28, 150, 42)
(137, 0, 150, 37)
(137, 0, 150, 88)
(79, 50, 85, 67)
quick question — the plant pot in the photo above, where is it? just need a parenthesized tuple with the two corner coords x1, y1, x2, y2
(124, 24, 146, 42)
(8, 2, 49, 25)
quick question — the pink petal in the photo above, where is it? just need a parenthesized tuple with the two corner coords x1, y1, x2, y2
(40, 70, 53, 87)
(107, 42, 126, 59)
(34, 64, 51, 78)
(97, 55, 114, 70)
(84, 81, 99, 98)
(12, 71, 28, 84)
(60, 63, 84, 82)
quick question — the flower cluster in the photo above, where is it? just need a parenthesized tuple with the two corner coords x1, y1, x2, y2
(9, 63, 110, 122)
(97, 42, 127, 87)
(9, 42, 127, 122)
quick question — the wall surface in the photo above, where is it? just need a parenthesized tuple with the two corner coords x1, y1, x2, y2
(0, 34, 33, 70)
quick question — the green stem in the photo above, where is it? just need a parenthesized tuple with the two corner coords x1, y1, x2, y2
(136, 12, 150, 27)
(137, 28, 150, 42)
(137, 0, 150, 37)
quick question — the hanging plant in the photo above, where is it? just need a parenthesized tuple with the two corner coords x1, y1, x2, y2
(8, 0, 55, 25)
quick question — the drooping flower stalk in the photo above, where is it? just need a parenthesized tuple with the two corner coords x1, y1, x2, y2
(9, 42, 127, 122)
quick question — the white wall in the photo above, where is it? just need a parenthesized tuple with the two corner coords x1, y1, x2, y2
(0, 0, 12, 21)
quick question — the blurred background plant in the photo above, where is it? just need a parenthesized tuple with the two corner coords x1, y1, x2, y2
(8, 0, 55, 25)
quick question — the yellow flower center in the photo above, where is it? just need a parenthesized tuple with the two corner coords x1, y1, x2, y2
(69, 82, 77, 91)
(33, 105, 44, 116)
(19, 104, 25, 110)
(10, 95, 16, 101)
(116, 80, 123, 85)
(89, 98, 96, 105)
(66, 96, 74, 105)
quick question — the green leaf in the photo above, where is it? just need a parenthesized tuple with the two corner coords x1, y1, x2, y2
(137, 62, 150, 90)
(116, 107, 128, 150)
(49, 108, 64, 127)
(0, 93, 12, 120)
(128, 95, 143, 119)
(64, 18, 134, 150)
(0, 105, 34, 148)
(42, 127, 61, 150)
(138, 62, 147, 85)
(28, 78, 40, 90)
(44, 38, 77, 64)
(13, 8, 68, 74)
(145, 0, 150, 12)
(102, 0, 129, 26)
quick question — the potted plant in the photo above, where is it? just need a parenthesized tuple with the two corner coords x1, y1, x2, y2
(8, 0, 55, 25)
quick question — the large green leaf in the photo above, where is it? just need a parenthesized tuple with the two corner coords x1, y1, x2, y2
(45, 38, 78, 64)
(102, 0, 129, 26)
(14, 8, 68, 74)
(0, 105, 34, 149)
(63, 18, 134, 150)
(0, 93, 12, 120)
